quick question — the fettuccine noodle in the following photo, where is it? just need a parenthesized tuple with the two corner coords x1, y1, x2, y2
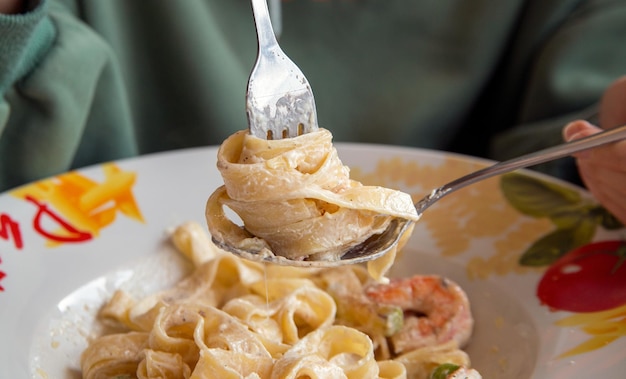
(81, 222, 478, 379)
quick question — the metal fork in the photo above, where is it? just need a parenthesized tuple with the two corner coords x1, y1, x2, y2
(246, 0, 318, 139)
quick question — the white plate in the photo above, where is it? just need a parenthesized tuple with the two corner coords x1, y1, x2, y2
(1, 144, 625, 378)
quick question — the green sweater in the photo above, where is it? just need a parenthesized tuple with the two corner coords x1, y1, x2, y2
(1, 0, 625, 191)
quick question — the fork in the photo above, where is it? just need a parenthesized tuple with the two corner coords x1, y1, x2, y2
(246, 0, 318, 139)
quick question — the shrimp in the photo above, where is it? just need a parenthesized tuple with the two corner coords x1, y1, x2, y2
(364, 275, 473, 355)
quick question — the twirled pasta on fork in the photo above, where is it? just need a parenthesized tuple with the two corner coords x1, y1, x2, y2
(206, 128, 419, 278)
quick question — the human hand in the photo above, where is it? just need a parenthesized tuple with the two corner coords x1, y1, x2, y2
(563, 76, 626, 224)
(0, 0, 26, 14)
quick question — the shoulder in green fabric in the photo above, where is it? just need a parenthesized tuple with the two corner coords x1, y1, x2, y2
(0, 0, 55, 94)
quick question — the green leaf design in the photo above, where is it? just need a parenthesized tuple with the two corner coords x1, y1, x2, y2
(549, 204, 596, 230)
(502, 172, 624, 267)
(500, 172, 583, 218)
(593, 206, 624, 230)
(519, 217, 597, 267)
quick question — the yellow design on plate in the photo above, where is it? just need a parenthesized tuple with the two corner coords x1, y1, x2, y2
(10, 163, 144, 246)
(352, 156, 552, 278)
(555, 304, 626, 358)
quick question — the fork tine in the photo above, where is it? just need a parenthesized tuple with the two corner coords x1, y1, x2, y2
(246, 0, 318, 140)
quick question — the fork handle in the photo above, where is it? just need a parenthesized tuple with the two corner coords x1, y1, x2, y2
(251, 0, 279, 49)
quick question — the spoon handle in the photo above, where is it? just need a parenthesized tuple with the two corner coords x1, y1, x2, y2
(416, 123, 626, 214)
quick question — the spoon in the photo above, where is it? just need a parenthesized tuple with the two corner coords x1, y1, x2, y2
(214, 123, 626, 267)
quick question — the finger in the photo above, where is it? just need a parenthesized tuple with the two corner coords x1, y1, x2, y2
(562, 120, 603, 159)
(576, 137, 626, 171)
(576, 145, 626, 178)
(563, 120, 599, 141)
(582, 178, 626, 226)
(563, 120, 626, 168)
(579, 160, 626, 194)
(600, 75, 626, 128)
(577, 162, 626, 225)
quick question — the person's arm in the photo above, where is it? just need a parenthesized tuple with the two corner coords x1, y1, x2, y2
(562, 76, 626, 225)
(0, 0, 137, 191)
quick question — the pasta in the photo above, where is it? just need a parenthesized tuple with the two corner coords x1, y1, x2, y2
(80, 222, 481, 379)
(205, 128, 419, 268)
(81, 128, 481, 378)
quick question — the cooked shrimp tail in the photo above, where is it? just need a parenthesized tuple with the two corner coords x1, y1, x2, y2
(365, 275, 474, 354)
